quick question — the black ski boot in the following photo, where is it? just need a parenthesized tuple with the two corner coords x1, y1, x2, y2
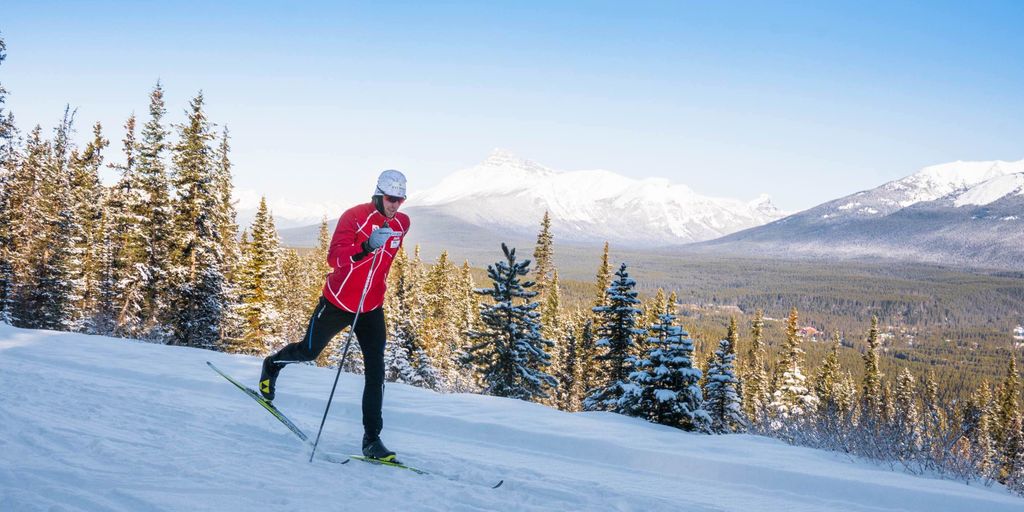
(362, 433, 397, 462)
(259, 357, 284, 401)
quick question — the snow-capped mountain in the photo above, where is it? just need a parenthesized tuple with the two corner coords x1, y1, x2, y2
(693, 159, 1024, 270)
(404, 149, 785, 246)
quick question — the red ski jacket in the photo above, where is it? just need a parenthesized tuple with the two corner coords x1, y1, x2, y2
(322, 202, 410, 313)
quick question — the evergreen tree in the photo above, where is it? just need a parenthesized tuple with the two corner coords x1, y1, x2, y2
(68, 123, 109, 332)
(814, 329, 848, 444)
(420, 250, 462, 390)
(384, 246, 439, 388)
(577, 318, 600, 400)
(106, 114, 147, 337)
(742, 309, 770, 428)
(631, 309, 711, 432)
(584, 263, 644, 413)
(768, 307, 818, 432)
(592, 242, 612, 309)
(1005, 412, 1024, 494)
(532, 210, 554, 294)
(307, 218, 331, 303)
(920, 371, 949, 471)
(449, 260, 480, 392)
(275, 248, 309, 347)
(0, 33, 19, 322)
(136, 82, 175, 340)
(995, 355, 1022, 480)
(704, 319, 746, 433)
(232, 197, 281, 354)
(24, 110, 81, 331)
(214, 127, 242, 342)
(7, 126, 48, 327)
(540, 270, 565, 376)
(554, 312, 584, 412)
(465, 243, 557, 401)
(970, 384, 998, 482)
(861, 316, 885, 427)
(169, 91, 225, 349)
(893, 368, 923, 466)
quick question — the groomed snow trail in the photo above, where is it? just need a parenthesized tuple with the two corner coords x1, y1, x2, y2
(1, 325, 1021, 511)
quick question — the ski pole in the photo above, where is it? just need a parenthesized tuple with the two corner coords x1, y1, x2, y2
(309, 241, 384, 462)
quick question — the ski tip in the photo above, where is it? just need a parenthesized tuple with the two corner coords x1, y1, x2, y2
(493, 480, 504, 489)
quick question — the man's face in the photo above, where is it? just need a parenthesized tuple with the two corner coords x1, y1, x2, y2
(382, 194, 405, 218)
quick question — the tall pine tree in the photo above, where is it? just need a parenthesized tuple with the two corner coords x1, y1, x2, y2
(232, 197, 282, 354)
(169, 91, 225, 349)
(136, 82, 176, 339)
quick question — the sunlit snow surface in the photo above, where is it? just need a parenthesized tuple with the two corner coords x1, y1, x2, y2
(1, 324, 1021, 512)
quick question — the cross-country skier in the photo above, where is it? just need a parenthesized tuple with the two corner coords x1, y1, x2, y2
(259, 169, 410, 461)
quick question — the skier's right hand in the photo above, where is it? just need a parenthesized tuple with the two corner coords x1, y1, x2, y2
(365, 227, 397, 251)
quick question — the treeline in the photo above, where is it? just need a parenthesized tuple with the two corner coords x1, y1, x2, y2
(2, 37, 1023, 497)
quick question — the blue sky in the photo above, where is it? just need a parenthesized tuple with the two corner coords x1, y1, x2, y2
(4, 1, 1024, 213)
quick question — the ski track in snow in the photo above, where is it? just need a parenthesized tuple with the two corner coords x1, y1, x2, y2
(1, 325, 1022, 512)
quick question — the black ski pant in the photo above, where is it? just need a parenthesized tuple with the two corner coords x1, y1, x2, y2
(269, 296, 387, 438)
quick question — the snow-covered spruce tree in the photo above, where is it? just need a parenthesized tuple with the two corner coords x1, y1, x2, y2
(105, 115, 149, 338)
(465, 243, 557, 401)
(704, 319, 747, 433)
(25, 109, 82, 332)
(767, 307, 818, 439)
(214, 127, 243, 344)
(584, 262, 644, 413)
(0, 34, 19, 323)
(7, 125, 48, 328)
(169, 91, 225, 349)
(630, 309, 711, 432)
(742, 310, 770, 430)
(229, 197, 282, 354)
(68, 123, 109, 333)
(136, 82, 176, 340)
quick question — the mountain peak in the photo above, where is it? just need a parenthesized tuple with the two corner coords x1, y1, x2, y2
(482, 148, 553, 175)
(411, 151, 787, 244)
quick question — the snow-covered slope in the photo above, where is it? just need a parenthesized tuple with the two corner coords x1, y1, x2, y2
(695, 159, 1024, 269)
(406, 149, 785, 245)
(2, 324, 1022, 512)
